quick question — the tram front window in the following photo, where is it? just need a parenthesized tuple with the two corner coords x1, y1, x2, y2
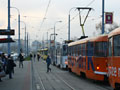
(63, 45, 68, 56)
(113, 35, 120, 56)
(94, 42, 107, 57)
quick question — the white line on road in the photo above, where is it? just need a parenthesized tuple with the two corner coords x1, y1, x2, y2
(36, 84, 40, 90)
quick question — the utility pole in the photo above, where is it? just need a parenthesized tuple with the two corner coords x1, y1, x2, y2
(27, 33, 28, 56)
(11, 7, 21, 54)
(102, 0, 105, 34)
(8, 0, 11, 55)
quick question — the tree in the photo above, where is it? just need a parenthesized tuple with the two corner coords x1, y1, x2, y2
(96, 21, 119, 34)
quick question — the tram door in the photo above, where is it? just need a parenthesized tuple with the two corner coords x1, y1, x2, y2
(87, 42, 95, 71)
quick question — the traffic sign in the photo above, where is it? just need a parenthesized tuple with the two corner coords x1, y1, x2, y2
(0, 38, 14, 43)
(0, 29, 15, 35)
(105, 12, 113, 24)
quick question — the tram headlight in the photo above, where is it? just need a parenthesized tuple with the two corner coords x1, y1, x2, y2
(97, 66, 100, 70)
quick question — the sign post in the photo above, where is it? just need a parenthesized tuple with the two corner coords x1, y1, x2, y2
(0, 29, 14, 35)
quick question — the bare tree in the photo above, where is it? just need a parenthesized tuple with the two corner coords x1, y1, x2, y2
(96, 21, 119, 34)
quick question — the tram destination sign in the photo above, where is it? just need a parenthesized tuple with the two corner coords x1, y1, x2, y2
(0, 29, 15, 35)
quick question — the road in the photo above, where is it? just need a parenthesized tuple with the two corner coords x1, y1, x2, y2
(0, 58, 113, 90)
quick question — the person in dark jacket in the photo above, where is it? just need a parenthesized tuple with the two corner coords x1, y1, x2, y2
(19, 53, 24, 68)
(46, 55, 51, 73)
(6, 55, 16, 79)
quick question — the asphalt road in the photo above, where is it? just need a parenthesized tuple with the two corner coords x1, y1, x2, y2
(0, 58, 113, 90)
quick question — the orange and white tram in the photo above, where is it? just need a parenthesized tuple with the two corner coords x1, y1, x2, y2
(108, 28, 120, 89)
(68, 35, 108, 81)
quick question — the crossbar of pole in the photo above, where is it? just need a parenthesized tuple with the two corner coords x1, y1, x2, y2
(77, 7, 93, 36)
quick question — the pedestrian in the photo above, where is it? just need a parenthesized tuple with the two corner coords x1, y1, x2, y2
(37, 54, 40, 61)
(34, 54, 36, 61)
(6, 55, 16, 79)
(0, 54, 3, 82)
(18, 53, 24, 68)
(30, 53, 33, 61)
(1, 53, 7, 72)
(46, 55, 51, 73)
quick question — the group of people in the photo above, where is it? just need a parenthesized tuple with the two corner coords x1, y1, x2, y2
(30, 53, 41, 61)
(0, 52, 25, 82)
(30, 53, 51, 73)
(0, 53, 16, 82)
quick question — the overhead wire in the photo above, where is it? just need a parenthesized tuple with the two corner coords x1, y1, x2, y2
(39, 0, 51, 31)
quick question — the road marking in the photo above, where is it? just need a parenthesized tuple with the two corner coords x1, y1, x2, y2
(36, 84, 40, 90)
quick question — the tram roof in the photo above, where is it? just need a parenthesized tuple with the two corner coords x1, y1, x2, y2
(108, 28, 120, 38)
(68, 35, 108, 46)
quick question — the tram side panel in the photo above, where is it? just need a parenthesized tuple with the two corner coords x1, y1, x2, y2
(108, 28, 120, 89)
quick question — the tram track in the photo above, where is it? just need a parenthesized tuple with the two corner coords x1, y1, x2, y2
(51, 71, 77, 90)
(33, 60, 112, 90)
(35, 61, 77, 90)
(50, 63, 112, 90)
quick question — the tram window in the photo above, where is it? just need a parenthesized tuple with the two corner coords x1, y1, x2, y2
(73, 46, 75, 56)
(68, 47, 70, 55)
(79, 44, 82, 55)
(94, 42, 107, 57)
(77, 45, 79, 55)
(70, 46, 72, 55)
(87, 42, 94, 56)
(82, 43, 86, 56)
(72, 46, 74, 56)
(108, 37, 112, 56)
(62, 45, 68, 56)
(113, 35, 120, 56)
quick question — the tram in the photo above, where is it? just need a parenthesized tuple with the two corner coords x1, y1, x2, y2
(68, 35, 108, 81)
(56, 43, 68, 69)
(108, 28, 120, 90)
(39, 48, 48, 60)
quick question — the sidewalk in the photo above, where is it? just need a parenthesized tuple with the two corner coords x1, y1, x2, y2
(0, 61, 32, 90)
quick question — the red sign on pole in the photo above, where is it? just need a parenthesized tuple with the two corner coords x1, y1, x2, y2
(105, 12, 113, 24)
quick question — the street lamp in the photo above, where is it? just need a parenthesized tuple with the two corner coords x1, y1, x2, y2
(50, 33, 58, 65)
(54, 21, 62, 42)
(68, 7, 81, 40)
(47, 28, 54, 48)
(54, 21, 62, 65)
(11, 7, 21, 54)
(20, 21, 27, 57)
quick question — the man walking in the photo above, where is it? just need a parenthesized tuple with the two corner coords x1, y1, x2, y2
(19, 53, 24, 68)
(46, 55, 51, 73)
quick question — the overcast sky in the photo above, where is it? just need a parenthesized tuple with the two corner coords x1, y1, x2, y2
(0, 0, 120, 42)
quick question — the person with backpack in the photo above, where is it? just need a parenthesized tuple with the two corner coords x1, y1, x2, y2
(6, 55, 16, 79)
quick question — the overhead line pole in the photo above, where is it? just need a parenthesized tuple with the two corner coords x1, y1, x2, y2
(102, 0, 105, 34)
(11, 7, 21, 55)
(8, 0, 11, 55)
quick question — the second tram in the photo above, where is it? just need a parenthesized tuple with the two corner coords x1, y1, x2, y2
(56, 43, 68, 69)
(108, 28, 120, 90)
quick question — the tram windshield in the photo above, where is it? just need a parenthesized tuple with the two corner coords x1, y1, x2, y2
(62, 45, 68, 56)
(113, 35, 120, 56)
(94, 42, 107, 57)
